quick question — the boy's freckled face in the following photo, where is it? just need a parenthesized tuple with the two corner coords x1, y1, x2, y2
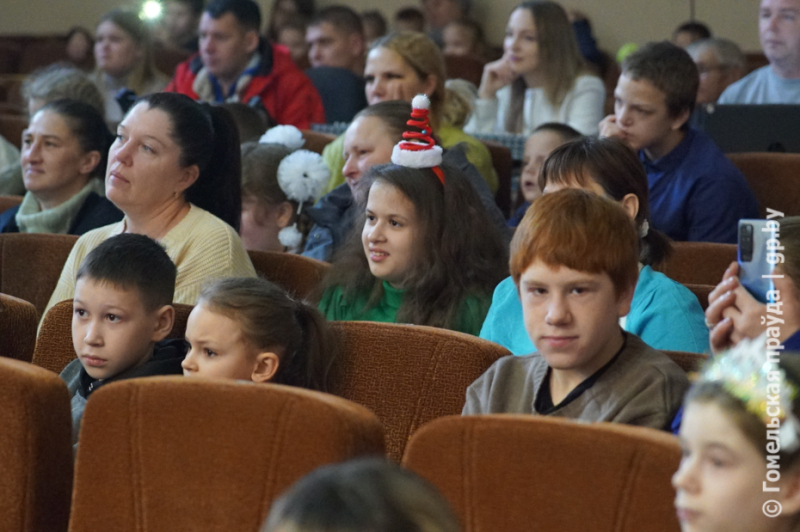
(519, 260, 631, 373)
(72, 278, 159, 380)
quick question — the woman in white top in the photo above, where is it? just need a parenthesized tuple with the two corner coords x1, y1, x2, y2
(465, 1, 604, 136)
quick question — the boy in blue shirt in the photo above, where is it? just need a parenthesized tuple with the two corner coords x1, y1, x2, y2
(600, 41, 758, 243)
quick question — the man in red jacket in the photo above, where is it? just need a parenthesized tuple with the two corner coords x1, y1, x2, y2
(166, 0, 325, 129)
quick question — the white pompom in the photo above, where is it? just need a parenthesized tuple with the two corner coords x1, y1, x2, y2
(259, 125, 305, 151)
(411, 94, 430, 110)
(277, 150, 330, 202)
(278, 225, 304, 251)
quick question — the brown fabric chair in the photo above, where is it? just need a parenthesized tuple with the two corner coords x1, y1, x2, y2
(727, 152, 800, 218)
(17, 37, 69, 74)
(68, 378, 384, 532)
(152, 43, 191, 78)
(403, 415, 681, 532)
(329, 321, 510, 461)
(0, 357, 72, 532)
(0, 112, 26, 149)
(444, 54, 484, 86)
(247, 250, 330, 302)
(662, 349, 709, 374)
(660, 241, 736, 287)
(745, 52, 769, 74)
(0, 292, 37, 362)
(301, 129, 336, 155)
(0, 194, 23, 213)
(0, 233, 78, 318)
(481, 140, 513, 217)
(33, 300, 194, 375)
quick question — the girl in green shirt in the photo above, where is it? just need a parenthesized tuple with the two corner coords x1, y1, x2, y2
(319, 159, 507, 336)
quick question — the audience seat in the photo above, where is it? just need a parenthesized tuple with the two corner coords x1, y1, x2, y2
(68, 377, 384, 532)
(301, 129, 336, 155)
(0, 194, 22, 213)
(0, 293, 37, 362)
(745, 52, 769, 74)
(17, 37, 68, 74)
(33, 300, 194, 375)
(684, 283, 713, 311)
(0, 112, 26, 149)
(481, 140, 513, 217)
(727, 152, 800, 218)
(152, 43, 192, 78)
(0, 233, 77, 318)
(662, 349, 709, 374)
(661, 241, 736, 286)
(329, 321, 510, 461)
(444, 54, 484, 86)
(0, 357, 72, 532)
(247, 249, 330, 302)
(402, 415, 681, 532)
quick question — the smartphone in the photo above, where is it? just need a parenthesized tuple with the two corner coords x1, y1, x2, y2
(738, 220, 779, 304)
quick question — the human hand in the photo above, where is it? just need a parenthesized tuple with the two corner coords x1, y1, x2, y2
(706, 262, 767, 354)
(477, 57, 517, 99)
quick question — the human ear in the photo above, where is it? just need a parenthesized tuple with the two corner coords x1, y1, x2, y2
(670, 108, 691, 131)
(276, 201, 294, 230)
(421, 74, 438, 97)
(177, 164, 200, 194)
(244, 30, 260, 54)
(615, 282, 636, 318)
(152, 305, 175, 342)
(251, 352, 280, 383)
(79, 150, 102, 176)
(620, 193, 640, 221)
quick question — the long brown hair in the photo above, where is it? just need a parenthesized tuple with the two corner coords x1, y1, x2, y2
(324, 163, 507, 330)
(94, 9, 163, 94)
(198, 277, 334, 392)
(504, 1, 587, 133)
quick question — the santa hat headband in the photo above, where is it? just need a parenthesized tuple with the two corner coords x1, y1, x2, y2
(391, 94, 445, 185)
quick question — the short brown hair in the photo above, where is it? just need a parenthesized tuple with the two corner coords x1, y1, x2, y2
(510, 189, 639, 297)
(621, 41, 699, 119)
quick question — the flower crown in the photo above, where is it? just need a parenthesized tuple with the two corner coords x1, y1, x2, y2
(701, 334, 800, 452)
(391, 94, 445, 185)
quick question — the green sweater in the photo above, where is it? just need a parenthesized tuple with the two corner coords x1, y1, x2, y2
(319, 281, 491, 336)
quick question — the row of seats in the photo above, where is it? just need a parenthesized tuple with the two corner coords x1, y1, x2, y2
(1, 356, 683, 532)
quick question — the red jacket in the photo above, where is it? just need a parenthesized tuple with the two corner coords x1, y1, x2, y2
(166, 41, 325, 129)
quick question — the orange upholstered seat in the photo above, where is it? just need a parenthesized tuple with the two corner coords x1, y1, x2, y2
(727, 152, 800, 218)
(0, 357, 72, 532)
(247, 249, 329, 302)
(403, 415, 682, 532)
(33, 300, 194, 375)
(0, 233, 78, 318)
(68, 378, 384, 532)
(0, 292, 37, 362)
(329, 321, 509, 461)
(660, 241, 736, 287)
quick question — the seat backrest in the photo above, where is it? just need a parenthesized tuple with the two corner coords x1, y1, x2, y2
(684, 282, 713, 311)
(33, 300, 194, 375)
(660, 241, 736, 286)
(0, 194, 23, 213)
(301, 129, 337, 155)
(0, 233, 78, 318)
(329, 321, 510, 461)
(247, 250, 330, 302)
(481, 140, 513, 217)
(69, 378, 384, 532)
(727, 152, 800, 218)
(662, 349, 709, 373)
(444, 54, 484, 86)
(402, 415, 681, 532)
(0, 292, 37, 362)
(0, 357, 72, 532)
(0, 112, 27, 149)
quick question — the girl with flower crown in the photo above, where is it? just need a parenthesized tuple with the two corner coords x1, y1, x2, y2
(673, 336, 800, 532)
(318, 96, 507, 335)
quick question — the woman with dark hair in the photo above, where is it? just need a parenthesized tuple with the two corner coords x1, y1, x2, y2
(480, 136, 708, 354)
(465, 1, 604, 136)
(93, 9, 168, 127)
(44, 92, 256, 317)
(0, 99, 121, 234)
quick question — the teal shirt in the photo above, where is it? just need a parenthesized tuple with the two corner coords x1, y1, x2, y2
(320, 281, 491, 336)
(479, 265, 709, 355)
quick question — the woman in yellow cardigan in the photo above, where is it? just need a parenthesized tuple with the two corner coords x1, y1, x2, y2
(321, 31, 498, 196)
(44, 93, 256, 319)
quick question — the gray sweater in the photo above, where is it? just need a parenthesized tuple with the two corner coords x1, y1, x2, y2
(463, 333, 689, 431)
